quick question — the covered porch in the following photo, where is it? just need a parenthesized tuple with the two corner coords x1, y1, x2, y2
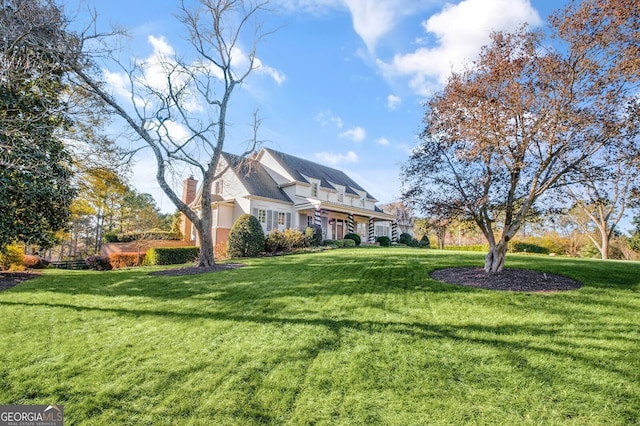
(295, 201, 396, 243)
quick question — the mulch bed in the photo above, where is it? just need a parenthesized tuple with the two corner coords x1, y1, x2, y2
(430, 267, 582, 292)
(148, 263, 245, 276)
(0, 272, 40, 291)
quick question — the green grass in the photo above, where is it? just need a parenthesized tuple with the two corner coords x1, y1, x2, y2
(0, 248, 638, 425)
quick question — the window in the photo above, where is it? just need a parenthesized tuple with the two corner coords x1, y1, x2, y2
(278, 212, 286, 226)
(307, 215, 314, 226)
(214, 180, 223, 195)
(360, 198, 365, 208)
(338, 192, 344, 203)
(311, 182, 318, 197)
(257, 209, 266, 223)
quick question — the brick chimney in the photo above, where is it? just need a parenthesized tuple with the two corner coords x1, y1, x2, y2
(182, 175, 198, 205)
(181, 176, 198, 244)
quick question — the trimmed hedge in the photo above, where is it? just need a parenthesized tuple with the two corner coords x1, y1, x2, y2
(145, 247, 200, 265)
(104, 230, 181, 243)
(109, 252, 145, 269)
(324, 239, 357, 248)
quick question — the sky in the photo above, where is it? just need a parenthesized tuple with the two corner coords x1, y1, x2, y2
(75, 0, 568, 213)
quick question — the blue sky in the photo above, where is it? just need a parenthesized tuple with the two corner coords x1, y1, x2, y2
(79, 0, 567, 213)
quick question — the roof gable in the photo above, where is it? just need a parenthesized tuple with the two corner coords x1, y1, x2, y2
(222, 152, 292, 203)
(260, 148, 377, 201)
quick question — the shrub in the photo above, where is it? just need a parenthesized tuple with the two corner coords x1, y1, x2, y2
(227, 214, 265, 258)
(283, 228, 306, 250)
(22, 255, 49, 269)
(306, 224, 323, 247)
(323, 239, 340, 247)
(145, 247, 200, 265)
(344, 233, 361, 246)
(398, 232, 412, 245)
(265, 229, 286, 253)
(0, 244, 25, 271)
(419, 235, 431, 249)
(85, 256, 112, 271)
(109, 252, 145, 269)
(376, 236, 391, 247)
(406, 238, 419, 247)
(341, 238, 356, 247)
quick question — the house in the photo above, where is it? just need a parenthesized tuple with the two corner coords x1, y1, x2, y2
(180, 147, 396, 248)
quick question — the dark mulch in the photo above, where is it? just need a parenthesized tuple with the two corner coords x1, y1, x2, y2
(430, 267, 582, 292)
(0, 272, 40, 291)
(148, 263, 244, 276)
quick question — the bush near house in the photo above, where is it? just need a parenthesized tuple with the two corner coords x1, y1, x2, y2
(376, 236, 391, 247)
(342, 238, 356, 247)
(145, 247, 200, 265)
(344, 233, 361, 246)
(306, 224, 323, 247)
(398, 232, 412, 245)
(227, 214, 265, 258)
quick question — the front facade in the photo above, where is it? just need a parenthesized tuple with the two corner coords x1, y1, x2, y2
(181, 148, 396, 248)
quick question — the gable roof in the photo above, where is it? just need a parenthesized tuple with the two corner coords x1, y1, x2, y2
(261, 148, 378, 201)
(222, 152, 293, 204)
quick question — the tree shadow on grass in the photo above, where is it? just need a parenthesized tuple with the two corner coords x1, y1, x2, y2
(0, 297, 637, 388)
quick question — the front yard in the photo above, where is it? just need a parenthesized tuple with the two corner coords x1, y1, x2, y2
(0, 248, 638, 424)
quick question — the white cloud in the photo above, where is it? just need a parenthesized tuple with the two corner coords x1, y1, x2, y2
(377, 0, 542, 95)
(376, 137, 390, 146)
(387, 94, 401, 110)
(252, 57, 287, 85)
(315, 110, 344, 129)
(339, 126, 366, 142)
(315, 150, 359, 165)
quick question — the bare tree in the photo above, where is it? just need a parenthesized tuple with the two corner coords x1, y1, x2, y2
(402, 0, 639, 273)
(564, 158, 639, 259)
(63, 0, 274, 267)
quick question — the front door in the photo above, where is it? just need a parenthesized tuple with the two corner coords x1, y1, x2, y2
(336, 219, 344, 239)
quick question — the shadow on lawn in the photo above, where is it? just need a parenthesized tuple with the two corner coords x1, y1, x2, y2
(0, 297, 637, 387)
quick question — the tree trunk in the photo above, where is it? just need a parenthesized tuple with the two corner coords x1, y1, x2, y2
(600, 235, 609, 260)
(196, 224, 215, 267)
(484, 241, 508, 273)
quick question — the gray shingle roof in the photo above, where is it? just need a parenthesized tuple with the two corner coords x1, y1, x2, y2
(263, 148, 376, 200)
(222, 152, 293, 203)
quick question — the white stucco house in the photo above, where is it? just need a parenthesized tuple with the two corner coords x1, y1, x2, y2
(180, 147, 397, 248)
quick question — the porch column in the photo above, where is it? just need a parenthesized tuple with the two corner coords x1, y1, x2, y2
(392, 221, 398, 242)
(347, 214, 354, 233)
(368, 217, 375, 243)
(314, 208, 321, 226)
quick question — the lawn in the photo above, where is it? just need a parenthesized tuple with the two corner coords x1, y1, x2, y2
(0, 248, 638, 425)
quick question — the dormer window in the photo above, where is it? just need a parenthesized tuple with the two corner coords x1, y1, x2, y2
(214, 179, 223, 195)
(311, 182, 318, 197)
(338, 192, 344, 203)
